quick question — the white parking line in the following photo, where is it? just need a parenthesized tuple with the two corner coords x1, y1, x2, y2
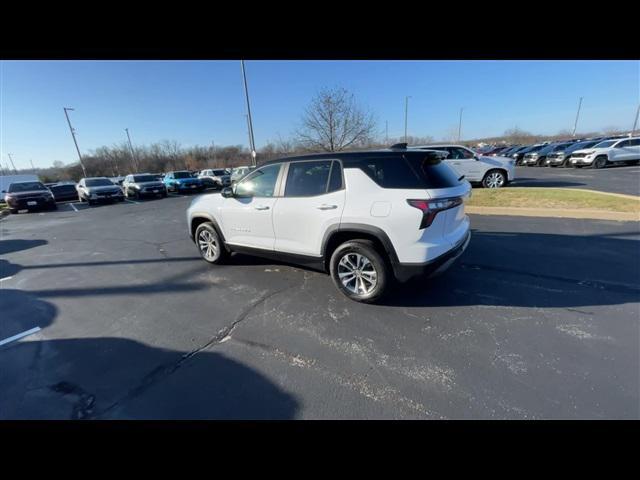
(0, 276, 13, 282)
(70, 203, 78, 212)
(124, 199, 140, 204)
(168, 193, 186, 198)
(0, 327, 41, 347)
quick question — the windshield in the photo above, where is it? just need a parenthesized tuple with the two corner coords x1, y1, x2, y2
(567, 141, 598, 153)
(593, 140, 616, 148)
(212, 170, 226, 176)
(173, 172, 192, 179)
(85, 178, 114, 187)
(133, 175, 157, 183)
(8, 182, 47, 192)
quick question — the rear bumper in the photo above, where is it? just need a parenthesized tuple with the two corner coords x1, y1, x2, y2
(392, 230, 471, 283)
(7, 197, 56, 210)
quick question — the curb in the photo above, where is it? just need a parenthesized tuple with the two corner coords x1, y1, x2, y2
(551, 188, 640, 200)
(466, 206, 640, 222)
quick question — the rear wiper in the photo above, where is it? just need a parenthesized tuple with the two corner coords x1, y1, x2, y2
(458, 175, 465, 181)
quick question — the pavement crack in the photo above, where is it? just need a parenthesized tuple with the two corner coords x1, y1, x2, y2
(90, 287, 288, 419)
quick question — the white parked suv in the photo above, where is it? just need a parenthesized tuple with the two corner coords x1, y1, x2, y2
(198, 169, 231, 188)
(569, 137, 640, 168)
(411, 144, 515, 188)
(186, 146, 471, 303)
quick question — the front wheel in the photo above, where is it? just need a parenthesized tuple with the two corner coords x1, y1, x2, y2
(593, 156, 607, 169)
(482, 170, 506, 188)
(195, 222, 228, 264)
(330, 240, 389, 303)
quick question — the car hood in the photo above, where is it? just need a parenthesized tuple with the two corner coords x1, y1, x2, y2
(572, 148, 599, 154)
(6, 190, 51, 198)
(480, 156, 513, 167)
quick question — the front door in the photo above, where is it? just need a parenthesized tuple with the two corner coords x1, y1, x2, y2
(444, 147, 483, 181)
(220, 163, 283, 251)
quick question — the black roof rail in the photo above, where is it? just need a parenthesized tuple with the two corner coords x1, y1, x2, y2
(389, 142, 408, 150)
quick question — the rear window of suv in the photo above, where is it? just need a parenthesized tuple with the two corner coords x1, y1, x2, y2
(347, 153, 461, 189)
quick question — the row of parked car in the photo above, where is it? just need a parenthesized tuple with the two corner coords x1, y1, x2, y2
(480, 134, 640, 168)
(2, 166, 258, 213)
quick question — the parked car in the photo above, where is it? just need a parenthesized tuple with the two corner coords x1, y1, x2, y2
(187, 147, 471, 303)
(230, 166, 256, 184)
(198, 169, 231, 189)
(569, 137, 640, 168)
(122, 173, 168, 199)
(523, 142, 574, 167)
(546, 140, 605, 167)
(49, 182, 79, 202)
(482, 145, 511, 156)
(163, 171, 205, 193)
(3, 181, 57, 213)
(497, 145, 522, 158)
(511, 144, 545, 165)
(412, 144, 515, 188)
(77, 177, 125, 205)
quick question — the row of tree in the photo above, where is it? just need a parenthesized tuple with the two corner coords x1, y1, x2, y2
(6, 87, 630, 183)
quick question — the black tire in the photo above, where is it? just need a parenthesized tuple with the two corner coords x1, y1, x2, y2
(195, 222, 228, 264)
(49, 203, 58, 211)
(593, 156, 607, 169)
(329, 239, 389, 303)
(162, 191, 168, 198)
(9, 208, 18, 214)
(481, 169, 507, 188)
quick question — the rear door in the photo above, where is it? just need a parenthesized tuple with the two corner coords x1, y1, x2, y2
(273, 159, 345, 256)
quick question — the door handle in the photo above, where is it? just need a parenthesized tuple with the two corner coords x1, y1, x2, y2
(317, 204, 338, 210)
(254, 205, 270, 210)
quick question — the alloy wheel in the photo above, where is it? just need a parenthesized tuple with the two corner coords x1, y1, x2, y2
(484, 172, 505, 188)
(337, 253, 378, 295)
(198, 228, 219, 261)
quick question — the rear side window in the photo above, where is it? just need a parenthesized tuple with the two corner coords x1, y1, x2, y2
(348, 154, 461, 189)
(285, 160, 332, 197)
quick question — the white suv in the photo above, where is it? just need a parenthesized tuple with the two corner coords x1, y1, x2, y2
(412, 144, 515, 188)
(570, 137, 640, 168)
(186, 147, 471, 303)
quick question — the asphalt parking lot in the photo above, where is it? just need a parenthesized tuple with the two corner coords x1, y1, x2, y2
(513, 164, 640, 196)
(1, 194, 639, 419)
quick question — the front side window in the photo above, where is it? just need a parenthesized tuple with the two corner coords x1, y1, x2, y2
(616, 140, 630, 148)
(284, 161, 332, 197)
(235, 163, 281, 197)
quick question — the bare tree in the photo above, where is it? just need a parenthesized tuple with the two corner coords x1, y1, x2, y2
(296, 87, 377, 152)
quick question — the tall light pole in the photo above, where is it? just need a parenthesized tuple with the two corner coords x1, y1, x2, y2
(125, 128, 138, 173)
(7, 153, 18, 173)
(30, 159, 37, 174)
(571, 97, 583, 138)
(385, 121, 389, 144)
(212, 140, 217, 166)
(404, 96, 411, 143)
(240, 60, 257, 166)
(632, 104, 640, 136)
(63, 107, 87, 177)
(457, 107, 464, 143)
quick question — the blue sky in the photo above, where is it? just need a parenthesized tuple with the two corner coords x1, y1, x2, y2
(1, 60, 638, 169)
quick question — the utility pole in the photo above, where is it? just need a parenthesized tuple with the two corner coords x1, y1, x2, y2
(7, 153, 18, 173)
(63, 108, 87, 177)
(385, 121, 389, 144)
(240, 60, 257, 166)
(212, 140, 217, 166)
(571, 97, 583, 138)
(632, 104, 640, 136)
(404, 96, 411, 143)
(125, 128, 138, 173)
(30, 159, 37, 175)
(457, 107, 464, 143)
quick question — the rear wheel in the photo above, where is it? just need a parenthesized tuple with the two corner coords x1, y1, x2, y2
(482, 170, 506, 188)
(593, 156, 607, 169)
(195, 222, 228, 264)
(9, 208, 18, 214)
(330, 240, 389, 303)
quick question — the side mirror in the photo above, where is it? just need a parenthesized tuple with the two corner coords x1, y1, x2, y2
(221, 186, 234, 198)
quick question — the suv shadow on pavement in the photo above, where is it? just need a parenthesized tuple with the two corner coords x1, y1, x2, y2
(511, 179, 587, 188)
(1, 286, 299, 420)
(0, 239, 47, 255)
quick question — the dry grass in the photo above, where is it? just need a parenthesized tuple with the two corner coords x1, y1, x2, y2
(467, 188, 640, 213)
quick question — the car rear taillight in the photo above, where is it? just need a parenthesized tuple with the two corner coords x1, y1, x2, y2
(407, 197, 463, 229)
